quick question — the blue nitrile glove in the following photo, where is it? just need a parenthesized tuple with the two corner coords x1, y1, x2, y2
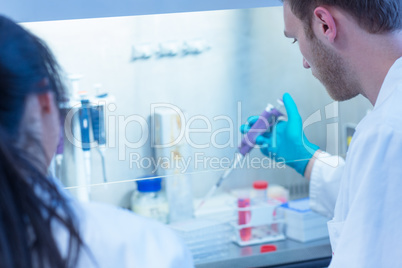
(240, 93, 319, 175)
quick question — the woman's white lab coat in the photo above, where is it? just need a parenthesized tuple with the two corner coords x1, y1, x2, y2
(309, 57, 402, 267)
(52, 183, 194, 267)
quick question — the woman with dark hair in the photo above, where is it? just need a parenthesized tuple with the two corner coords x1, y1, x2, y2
(0, 15, 193, 268)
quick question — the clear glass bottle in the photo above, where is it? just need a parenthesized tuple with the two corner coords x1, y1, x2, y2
(131, 176, 168, 224)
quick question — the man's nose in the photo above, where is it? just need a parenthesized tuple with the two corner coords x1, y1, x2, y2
(303, 58, 311, 69)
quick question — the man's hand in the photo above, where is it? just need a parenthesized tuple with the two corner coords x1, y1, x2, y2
(240, 93, 319, 175)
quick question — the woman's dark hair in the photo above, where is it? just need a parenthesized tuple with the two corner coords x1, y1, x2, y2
(283, 0, 402, 38)
(0, 15, 83, 267)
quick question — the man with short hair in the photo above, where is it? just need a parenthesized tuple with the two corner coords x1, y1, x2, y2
(244, 0, 402, 266)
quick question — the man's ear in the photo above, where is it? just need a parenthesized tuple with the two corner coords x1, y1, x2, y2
(313, 7, 337, 43)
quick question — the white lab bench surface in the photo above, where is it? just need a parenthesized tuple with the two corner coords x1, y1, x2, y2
(195, 237, 331, 268)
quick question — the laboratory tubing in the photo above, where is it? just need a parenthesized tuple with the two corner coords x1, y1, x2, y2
(238, 197, 252, 241)
(252, 181, 268, 204)
(197, 102, 283, 210)
(131, 176, 168, 224)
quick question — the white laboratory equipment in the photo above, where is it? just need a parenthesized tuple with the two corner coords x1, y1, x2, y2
(230, 189, 285, 247)
(131, 176, 169, 224)
(280, 198, 329, 242)
(152, 107, 194, 223)
(252, 181, 268, 203)
(61, 75, 90, 202)
(268, 184, 289, 204)
(170, 219, 232, 263)
(232, 201, 285, 246)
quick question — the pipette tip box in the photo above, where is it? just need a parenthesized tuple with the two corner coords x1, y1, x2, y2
(280, 198, 329, 242)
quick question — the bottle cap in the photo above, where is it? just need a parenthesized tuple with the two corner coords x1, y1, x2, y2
(253, 180, 268, 190)
(136, 176, 162, 192)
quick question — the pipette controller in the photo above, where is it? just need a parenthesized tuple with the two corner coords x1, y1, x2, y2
(79, 95, 92, 195)
(90, 94, 108, 183)
(196, 101, 284, 210)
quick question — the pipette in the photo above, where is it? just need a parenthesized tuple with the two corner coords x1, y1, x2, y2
(90, 94, 108, 183)
(79, 93, 92, 196)
(196, 101, 284, 210)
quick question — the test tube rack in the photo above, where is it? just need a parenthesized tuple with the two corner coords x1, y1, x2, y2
(231, 199, 286, 247)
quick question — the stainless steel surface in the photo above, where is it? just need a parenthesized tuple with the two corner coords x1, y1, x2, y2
(196, 238, 331, 268)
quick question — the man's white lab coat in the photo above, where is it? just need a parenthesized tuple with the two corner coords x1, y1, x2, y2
(309, 57, 402, 267)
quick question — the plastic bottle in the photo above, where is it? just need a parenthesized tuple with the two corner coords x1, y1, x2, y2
(252, 181, 268, 203)
(131, 176, 168, 224)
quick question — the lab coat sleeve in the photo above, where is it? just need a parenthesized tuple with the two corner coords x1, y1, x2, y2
(74, 202, 194, 268)
(329, 125, 402, 268)
(309, 152, 345, 219)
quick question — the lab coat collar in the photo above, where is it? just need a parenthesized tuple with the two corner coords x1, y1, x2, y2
(374, 56, 402, 109)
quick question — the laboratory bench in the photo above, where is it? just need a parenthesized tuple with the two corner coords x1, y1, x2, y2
(195, 238, 332, 268)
